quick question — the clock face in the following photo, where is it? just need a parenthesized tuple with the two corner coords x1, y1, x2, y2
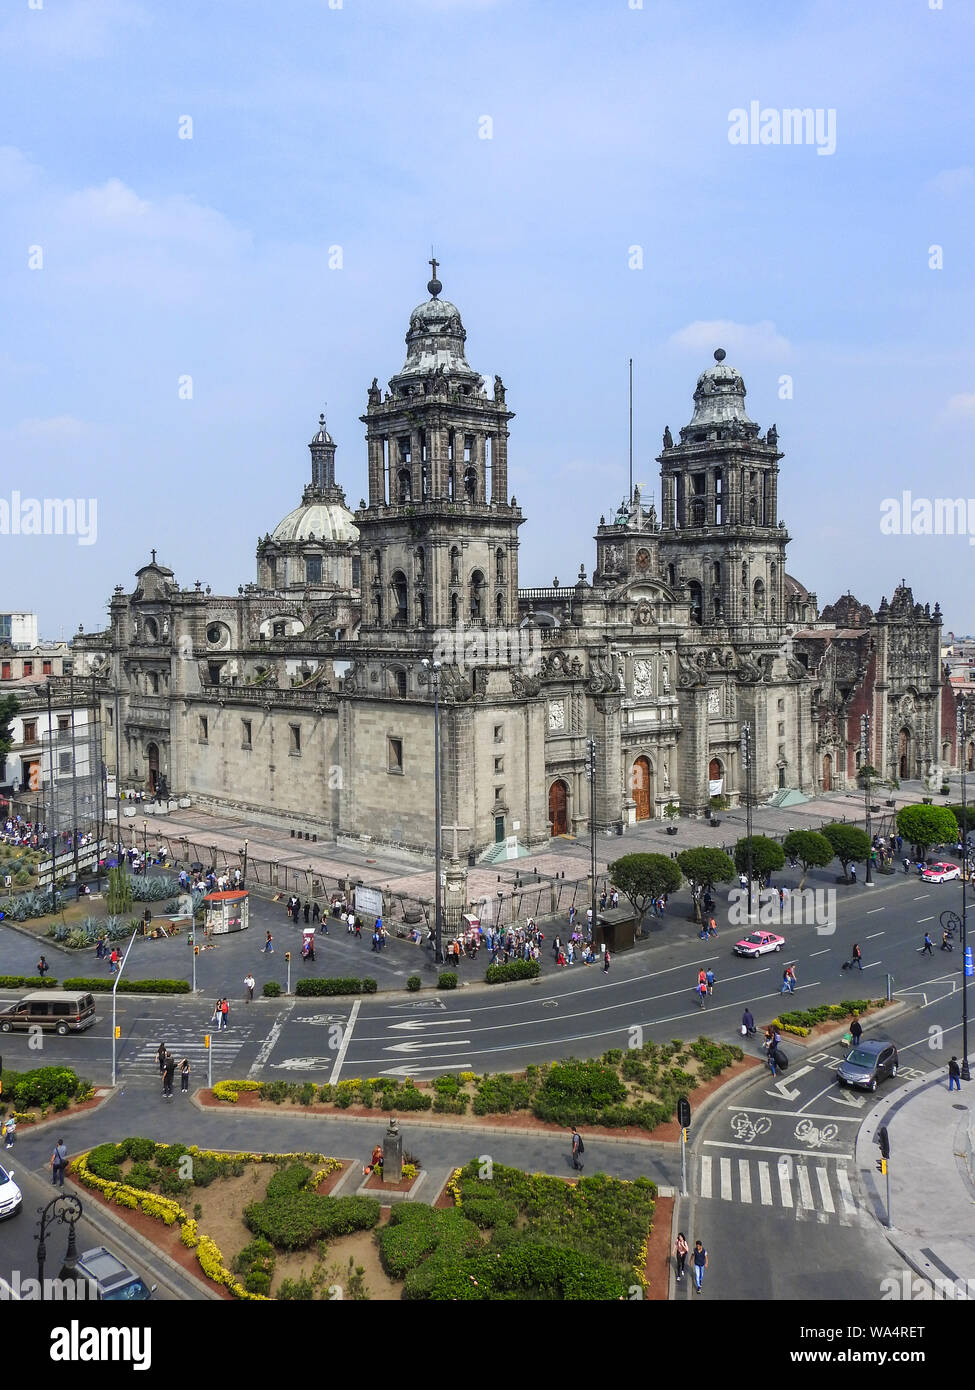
(548, 700, 565, 731)
(635, 548, 651, 572)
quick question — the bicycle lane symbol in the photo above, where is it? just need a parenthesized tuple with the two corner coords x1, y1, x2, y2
(730, 1113, 772, 1143)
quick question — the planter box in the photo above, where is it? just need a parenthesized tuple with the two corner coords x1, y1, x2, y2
(710, 818, 721, 827)
(885, 799, 895, 807)
(666, 825, 678, 835)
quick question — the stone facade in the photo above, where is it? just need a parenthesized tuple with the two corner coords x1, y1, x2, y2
(73, 271, 954, 860)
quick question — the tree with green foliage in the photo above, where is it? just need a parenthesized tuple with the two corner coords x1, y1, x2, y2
(732, 835, 785, 881)
(947, 803, 975, 837)
(782, 829, 835, 889)
(676, 847, 736, 922)
(608, 853, 683, 932)
(896, 803, 959, 856)
(0, 694, 19, 768)
(106, 865, 134, 916)
(821, 822, 871, 882)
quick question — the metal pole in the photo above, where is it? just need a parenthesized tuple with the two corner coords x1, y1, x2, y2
(69, 672, 79, 883)
(741, 723, 753, 918)
(886, 972, 892, 1003)
(885, 1164, 891, 1228)
(433, 668, 443, 965)
(46, 681, 58, 879)
(680, 1127, 687, 1197)
(959, 702, 970, 1080)
(191, 934, 196, 993)
(286, 953, 292, 996)
(628, 357, 633, 504)
(208, 1033, 212, 1089)
(588, 737, 597, 941)
(111, 925, 139, 1086)
(113, 682, 122, 863)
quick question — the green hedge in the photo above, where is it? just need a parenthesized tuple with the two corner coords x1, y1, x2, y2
(406, 975, 422, 992)
(0, 1064, 88, 1112)
(437, 972, 458, 990)
(532, 1059, 628, 1126)
(485, 959, 540, 984)
(293, 977, 378, 997)
(61, 977, 191, 994)
(0, 975, 58, 988)
(242, 1163, 380, 1250)
(262, 981, 282, 997)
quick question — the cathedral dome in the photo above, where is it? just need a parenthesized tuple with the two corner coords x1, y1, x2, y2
(271, 500, 358, 545)
(684, 348, 757, 435)
(398, 265, 477, 379)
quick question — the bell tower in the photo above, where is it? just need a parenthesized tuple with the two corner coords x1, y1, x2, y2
(657, 349, 789, 633)
(355, 263, 523, 641)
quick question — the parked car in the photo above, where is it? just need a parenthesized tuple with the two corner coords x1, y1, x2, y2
(0, 1164, 23, 1220)
(74, 1247, 156, 1301)
(921, 862, 960, 884)
(733, 930, 785, 958)
(836, 1039, 899, 1091)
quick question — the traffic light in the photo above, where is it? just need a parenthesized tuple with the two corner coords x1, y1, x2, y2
(676, 1096, 691, 1130)
(285, 951, 291, 961)
(194, 946, 199, 956)
(877, 1125, 890, 1160)
(876, 1158, 887, 1176)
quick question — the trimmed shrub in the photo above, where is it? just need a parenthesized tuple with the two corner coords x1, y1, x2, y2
(61, 977, 191, 994)
(242, 1164, 380, 1250)
(294, 977, 370, 997)
(406, 975, 422, 992)
(485, 959, 540, 984)
(0, 975, 58, 988)
(437, 972, 458, 990)
(262, 981, 282, 998)
(532, 1058, 627, 1126)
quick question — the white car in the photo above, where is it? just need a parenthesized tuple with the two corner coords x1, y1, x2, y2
(921, 861, 961, 884)
(0, 1164, 22, 1220)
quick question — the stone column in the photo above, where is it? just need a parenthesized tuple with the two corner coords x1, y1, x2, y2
(367, 437, 384, 506)
(676, 684, 710, 814)
(429, 418, 446, 497)
(410, 430, 423, 503)
(491, 426, 509, 503)
(473, 434, 486, 503)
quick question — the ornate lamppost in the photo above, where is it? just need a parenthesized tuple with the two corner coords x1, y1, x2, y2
(37, 1192, 83, 1289)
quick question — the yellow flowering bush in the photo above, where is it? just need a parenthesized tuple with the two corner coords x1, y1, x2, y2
(307, 1159, 344, 1189)
(211, 1079, 261, 1103)
(180, 1219, 199, 1249)
(458, 1072, 477, 1084)
(446, 1168, 463, 1207)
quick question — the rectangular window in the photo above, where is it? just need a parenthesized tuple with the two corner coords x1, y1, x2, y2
(388, 736, 403, 774)
(22, 661, 32, 676)
(241, 719, 252, 749)
(494, 785, 504, 804)
(1, 662, 9, 680)
(290, 723, 301, 755)
(394, 669, 407, 697)
(106, 707, 113, 728)
(272, 621, 286, 639)
(305, 555, 323, 585)
(777, 722, 785, 737)
(494, 757, 503, 774)
(494, 724, 504, 744)
(777, 698, 785, 712)
(22, 720, 36, 743)
(59, 751, 72, 773)
(42, 660, 52, 675)
(199, 716, 208, 743)
(58, 715, 70, 731)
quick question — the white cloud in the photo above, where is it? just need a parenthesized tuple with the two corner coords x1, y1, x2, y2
(667, 319, 791, 361)
(7, 416, 92, 441)
(942, 393, 975, 420)
(924, 167, 975, 199)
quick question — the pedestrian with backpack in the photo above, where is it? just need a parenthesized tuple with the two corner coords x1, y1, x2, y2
(570, 1128, 585, 1171)
(691, 1240, 708, 1294)
(705, 968, 715, 996)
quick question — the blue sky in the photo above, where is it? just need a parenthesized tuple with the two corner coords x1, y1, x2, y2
(1, 0, 973, 637)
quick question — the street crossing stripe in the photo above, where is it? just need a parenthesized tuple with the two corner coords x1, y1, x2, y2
(720, 1156, 732, 1200)
(778, 1165, 793, 1208)
(835, 1166, 856, 1215)
(797, 1166, 814, 1208)
(738, 1158, 752, 1203)
(815, 1167, 835, 1213)
(700, 1154, 712, 1199)
(758, 1161, 773, 1205)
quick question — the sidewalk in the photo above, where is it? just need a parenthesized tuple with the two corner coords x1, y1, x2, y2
(855, 1072, 975, 1295)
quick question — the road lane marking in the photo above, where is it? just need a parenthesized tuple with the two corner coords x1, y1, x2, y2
(700, 1154, 712, 1199)
(384, 1039, 471, 1054)
(758, 1161, 773, 1205)
(703, 1141, 853, 1160)
(720, 1156, 732, 1199)
(835, 1167, 857, 1215)
(918, 916, 934, 923)
(797, 1166, 814, 1209)
(248, 1006, 293, 1078)
(866, 908, 885, 915)
(815, 1167, 834, 1213)
(866, 932, 884, 939)
(809, 949, 831, 957)
(738, 1159, 752, 1203)
(727, 1106, 861, 1123)
(914, 894, 930, 900)
(330, 999, 360, 1084)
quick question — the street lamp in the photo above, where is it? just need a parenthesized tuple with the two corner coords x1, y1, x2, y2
(861, 713, 874, 887)
(586, 736, 597, 939)
(421, 657, 444, 965)
(958, 701, 971, 1081)
(36, 1192, 82, 1289)
(740, 722, 753, 919)
(497, 887, 503, 929)
(142, 819, 148, 868)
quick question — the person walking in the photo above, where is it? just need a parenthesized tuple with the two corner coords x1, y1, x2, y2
(764, 1028, 778, 1075)
(850, 1014, 863, 1047)
(2, 1114, 15, 1149)
(570, 1128, 585, 1171)
(842, 942, 863, 972)
(162, 1052, 176, 1101)
(303, 901, 310, 925)
(157, 1042, 167, 1089)
(243, 972, 255, 1002)
(948, 1056, 962, 1091)
(697, 979, 708, 1009)
(741, 1007, 756, 1038)
(109, 947, 119, 975)
(220, 997, 230, 1031)
(705, 968, 715, 996)
(263, 931, 274, 953)
(921, 932, 934, 956)
(691, 1240, 708, 1294)
(179, 1057, 190, 1094)
(781, 964, 796, 993)
(603, 948, 611, 974)
(51, 1138, 67, 1187)
(35, 954, 48, 979)
(941, 929, 954, 953)
(674, 1232, 689, 1284)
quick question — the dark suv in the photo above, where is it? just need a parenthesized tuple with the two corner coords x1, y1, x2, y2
(836, 1039, 899, 1091)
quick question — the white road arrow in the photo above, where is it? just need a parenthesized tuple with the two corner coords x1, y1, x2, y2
(832, 1089, 867, 1109)
(384, 1039, 471, 1054)
(381, 1063, 473, 1077)
(387, 1018, 471, 1032)
(764, 1064, 814, 1102)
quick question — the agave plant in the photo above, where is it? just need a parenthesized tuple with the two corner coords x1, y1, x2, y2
(132, 875, 179, 902)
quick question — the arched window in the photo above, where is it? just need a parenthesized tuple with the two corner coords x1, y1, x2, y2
(753, 579, 766, 616)
(470, 572, 484, 622)
(397, 468, 412, 503)
(415, 547, 425, 580)
(450, 547, 460, 583)
(390, 571, 408, 625)
(148, 671, 159, 694)
(450, 592, 459, 621)
(464, 466, 477, 501)
(496, 548, 505, 584)
(713, 561, 721, 585)
(667, 564, 677, 588)
(691, 499, 705, 527)
(688, 581, 703, 625)
(495, 592, 504, 622)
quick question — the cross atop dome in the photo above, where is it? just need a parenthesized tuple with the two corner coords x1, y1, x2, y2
(427, 252, 442, 299)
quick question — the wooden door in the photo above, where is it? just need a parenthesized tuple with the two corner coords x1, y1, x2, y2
(632, 757, 652, 820)
(548, 780, 568, 837)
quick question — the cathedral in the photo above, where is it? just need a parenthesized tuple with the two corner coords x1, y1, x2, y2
(73, 267, 959, 861)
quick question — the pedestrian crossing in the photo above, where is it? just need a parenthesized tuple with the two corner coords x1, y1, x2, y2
(698, 1152, 864, 1224)
(119, 1026, 250, 1081)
